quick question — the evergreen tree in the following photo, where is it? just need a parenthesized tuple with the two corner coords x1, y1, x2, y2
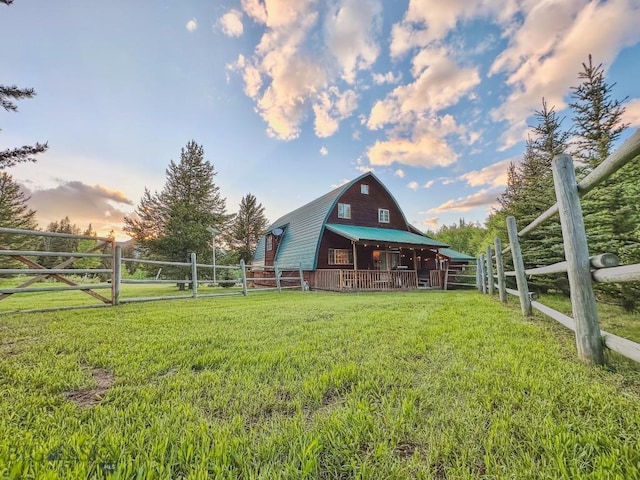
(569, 56, 639, 311)
(226, 193, 268, 264)
(124, 141, 230, 286)
(74, 224, 101, 270)
(0, 172, 38, 267)
(39, 217, 81, 267)
(490, 99, 570, 292)
(1, 0, 48, 168)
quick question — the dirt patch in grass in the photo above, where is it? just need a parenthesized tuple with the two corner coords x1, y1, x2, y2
(395, 441, 420, 458)
(65, 368, 114, 408)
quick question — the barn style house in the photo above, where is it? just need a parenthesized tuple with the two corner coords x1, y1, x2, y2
(252, 172, 474, 291)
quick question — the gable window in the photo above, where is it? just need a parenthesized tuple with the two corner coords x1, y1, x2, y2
(378, 208, 390, 223)
(328, 248, 353, 265)
(360, 184, 369, 195)
(338, 203, 351, 219)
(266, 235, 273, 251)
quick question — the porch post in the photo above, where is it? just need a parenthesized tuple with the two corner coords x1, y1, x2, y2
(352, 241, 357, 271)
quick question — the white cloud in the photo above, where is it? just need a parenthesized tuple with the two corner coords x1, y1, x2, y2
(407, 181, 419, 190)
(459, 158, 514, 188)
(325, 0, 382, 84)
(356, 165, 375, 173)
(421, 216, 439, 228)
(394, 169, 405, 178)
(320, 146, 328, 155)
(424, 180, 434, 188)
(372, 71, 402, 85)
(313, 88, 358, 137)
(490, 0, 640, 149)
(366, 129, 457, 168)
(228, 0, 372, 140)
(22, 181, 133, 238)
(389, 0, 517, 58)
(186, 18, 197, 32)
(367, 48, 480, 130)
(220, 9, 244, 37)
(427, 189, 499, 214)
(623, 98, 640, 127)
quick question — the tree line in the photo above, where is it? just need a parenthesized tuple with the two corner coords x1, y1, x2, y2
(430, 55, 639, 311)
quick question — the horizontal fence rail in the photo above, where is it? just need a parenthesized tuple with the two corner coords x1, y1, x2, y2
(0, 230, 307, 313)
(480, 130, 640, 365)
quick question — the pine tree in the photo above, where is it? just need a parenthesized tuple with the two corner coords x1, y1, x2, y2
(38, 217, 81, 267)
(569, 55, 639, 311)
(226, 193, 268, 264)
(490, 99, 570, 293)
(124, 141, 231, 286)
(0, 172, 38, 267)
(1, 0, 48, 168)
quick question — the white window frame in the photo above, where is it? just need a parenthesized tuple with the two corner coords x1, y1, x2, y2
(378, 208, 390, 223)
(266, 235, 273, 251)
(328, 248, 353, 265)
(360, 184, 369, 195)
(338, 203, 351, 219)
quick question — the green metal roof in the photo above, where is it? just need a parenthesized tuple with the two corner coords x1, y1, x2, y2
(253, 179, 356, 269)
(438, 247, 476, 262)
(325, 224, 449, 248)
(252, 172, 443, 270)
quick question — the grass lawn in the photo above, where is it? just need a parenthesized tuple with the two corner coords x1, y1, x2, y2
(1, 291, 640, 479)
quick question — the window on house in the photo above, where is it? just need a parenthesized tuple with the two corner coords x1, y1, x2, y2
(378, 208, 390, 223)
(338, 203, 351, 219)
(266, 235, 273, 251)
(360, 184, 369, 194)
(328, 248, 353, 265)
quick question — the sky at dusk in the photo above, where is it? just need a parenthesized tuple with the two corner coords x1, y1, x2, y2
(2, 0, 640, 240)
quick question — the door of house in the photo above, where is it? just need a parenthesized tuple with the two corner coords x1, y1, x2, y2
(373, 250, 400, 270)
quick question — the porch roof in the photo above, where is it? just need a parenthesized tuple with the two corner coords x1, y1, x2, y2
(325, 224, 449, 248)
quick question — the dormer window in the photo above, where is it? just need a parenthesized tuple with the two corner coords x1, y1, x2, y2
(338, 203, 351, 219)
(378, 208, 390, 223)
(360, 184, 369, 194)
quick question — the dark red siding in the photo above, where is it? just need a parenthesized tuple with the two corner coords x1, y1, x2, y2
(326, 177, 408, 230)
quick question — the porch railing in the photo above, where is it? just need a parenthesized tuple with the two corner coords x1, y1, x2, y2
(315, 269, 418, 291)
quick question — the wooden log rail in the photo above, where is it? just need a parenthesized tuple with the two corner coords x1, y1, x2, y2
(481, 131, 640, 365)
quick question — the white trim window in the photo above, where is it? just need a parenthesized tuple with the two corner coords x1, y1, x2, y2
(360, 184, 369, 194)
(266, 235, 273, 251)
(338, 203, 351, 219)
(378, 208, 390, 223)
(328, 248, 353, 265)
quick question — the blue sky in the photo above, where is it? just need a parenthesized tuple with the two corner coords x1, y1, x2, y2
(2, 0, 640, 240)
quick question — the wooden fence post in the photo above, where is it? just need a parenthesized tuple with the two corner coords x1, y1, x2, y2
(191, 253, 198, 298)
(240, 259, 248, 296)
(552, 154, 604, 365)
(494, 237, 507, 304)
(506, 216, 532, 316)
(486, 245, 494, 295)
(112, 245, 121, 306)
(479, 253, 487, 294)
(476, 258, 481, 291)
(274, 261, 281, 293)
(299, 263, 305, 291)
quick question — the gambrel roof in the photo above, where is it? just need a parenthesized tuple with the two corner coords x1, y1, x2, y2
(253, 172, 448, 270)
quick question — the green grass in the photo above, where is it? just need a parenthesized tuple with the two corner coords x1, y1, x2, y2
(1, 291, 640, 479)
(0, 277, 243, 313)
(537, 293, 640, 344)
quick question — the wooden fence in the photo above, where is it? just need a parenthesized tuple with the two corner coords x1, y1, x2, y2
(477, 129, 640, 365)
(0, 232, 306, 314)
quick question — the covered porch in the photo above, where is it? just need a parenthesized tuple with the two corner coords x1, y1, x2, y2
(313, 224, 450, 291)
